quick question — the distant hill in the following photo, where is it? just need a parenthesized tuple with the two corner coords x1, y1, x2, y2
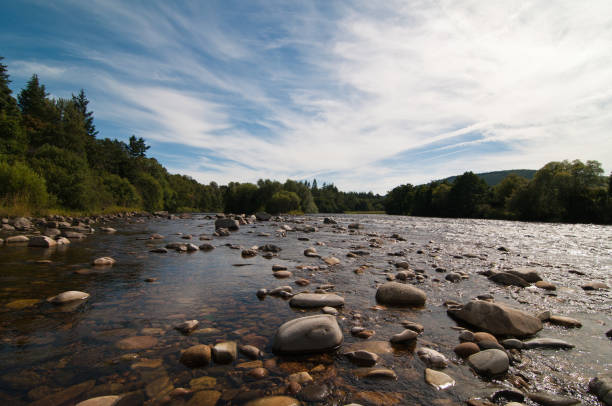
(443, 169, 536, 186)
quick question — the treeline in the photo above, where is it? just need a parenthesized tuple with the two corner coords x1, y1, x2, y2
(1, 59, 610, 223)
(385, 160, 612, 224)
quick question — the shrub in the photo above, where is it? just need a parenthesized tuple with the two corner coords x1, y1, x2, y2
(266, 190, 300, 214)
(0, 160, 48, 208)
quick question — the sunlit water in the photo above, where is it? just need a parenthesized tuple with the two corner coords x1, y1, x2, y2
(0, 215, 610, 405)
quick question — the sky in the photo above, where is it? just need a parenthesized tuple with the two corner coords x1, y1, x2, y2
(2, 0, 611, 194)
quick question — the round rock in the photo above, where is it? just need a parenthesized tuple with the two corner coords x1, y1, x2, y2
(272, 315, 343, 355)
(180, 344, 211, 368)
(467, 349, 509, 376)
(375, 282, 426, 306)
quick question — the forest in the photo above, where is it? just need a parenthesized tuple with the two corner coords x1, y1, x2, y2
(1, 58, 610, 223)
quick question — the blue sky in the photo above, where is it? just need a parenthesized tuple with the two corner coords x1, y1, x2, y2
(2, 0, 611, 193)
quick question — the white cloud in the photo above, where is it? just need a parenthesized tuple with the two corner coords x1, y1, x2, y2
(24, 0, 612, 193)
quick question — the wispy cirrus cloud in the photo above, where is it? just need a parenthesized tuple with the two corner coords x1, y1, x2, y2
(3, 0, 612, 192)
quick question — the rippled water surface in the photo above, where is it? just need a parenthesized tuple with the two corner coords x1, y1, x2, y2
(0, 214, 610, 405)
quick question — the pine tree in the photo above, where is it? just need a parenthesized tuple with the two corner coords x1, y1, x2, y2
(0, 56, 19, 117)
(128, 135, 150, 158)
(18, 74, 49, 118)
(72, 89, 98, 138)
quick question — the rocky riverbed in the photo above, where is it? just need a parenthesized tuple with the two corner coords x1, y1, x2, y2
(0, 213, 610, 406)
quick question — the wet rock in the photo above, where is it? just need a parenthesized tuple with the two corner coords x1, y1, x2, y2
(28, 236, 57, 248)
(304, 247, 319, 257)
(150, 233, 164, 239)
(180, 344, 211, 368)
(322, 306, 338, 315)
(364, 368, 397, 379)
(30, 380, 95, 406)
(256, 212, 272, 221)
(288, 372, 313, 384)
(239, 345, 263, 359)
(389, 329, 418, 344)
(216, 228, 230, 236)
(416, 347, 449, 368)
(295, 278, 310, 286)
(522, 338, 575, 349)
(467, 349, 509, 376)
(190, 376, 216, 390)
(242, 249, 257, 257)
(589, 374, 612, 405)
(401, 320, 424, 333)
(348, 223, 361, 229)
(186, 390, 221, 406)
(425, 368, 455, 390)
(92, 257, 115, 266)
(185, 243, 199, 252)
(448, 300, 542, 337)
(199, 243, 214, 251)
(323, 257, 340, 265)
(490, 389, 525, 403)
(582, 282, 609, 291)
(353, 391, 403, 405)
(273, 265, 288, 271)
(244, 396, 301, 406)
(12, 217, 32, 230)
(6, 235, 29, 244)
(507, 268, 543, 283)
(535, 281, 556, 291)
(273, 271, 292, 278)
(260, 244, 282, 253)
(344, 350, 379, 367)
(501, 339, 524, 349)
(537, 310, 551, 321)
(607, 329, 612, 339)
(489, 272, 530, 288)
(547, 315, 581, 328)
(212, 341, 237, 364)
(466, 398, 496, 406)
(474, 332, 498, 343)
(269, 286, 293, 296)
(76, 396, 121, 406)
(375, 282, 426, 306)
(355, 329, 375, 339)
(56, 237, 70, 245)
(445, 272, 462, 282)
(175, 320, 199, 334)
(454, 342, 480, 357)
(48, 290, 90, 304)
(115, 336, 158, 350)
(150, 248, 168, 253)
(272, 314, 342, 354)
(527, 392, 580, 405)
(215, 218, 239, 231)
(323, 217, 337, 224)
(256, 289, 268, 298)
(477, 340, 505, 351)
(5, 299, 39, 309)
(459, 330, 475, 342)
(290, 293, 345, 308)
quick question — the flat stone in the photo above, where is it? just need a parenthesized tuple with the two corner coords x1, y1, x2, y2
(548, 315, 582, 328)
(353, 392, 403, 406)
(48, 291, 90, 304)
(522, 338, 575, 349)
(5, 235, 29, 244)
(345, 350, 379, 366)
(364, 368, 397, 379)
(589, 374, 612, 406)
(189, 376, 216, 390)
(527, 392, 580, 406)
(290, 293, 345, 308)
(272, 315, 342, 355)
(402, 320, 424, 333)
(323, 257, 340, 265)
(5, 299, 40, 309)
(425, 368, 455, 390)
(507, 268, 543, 283)
(115, 335, 158, 350)
(175, 320, 199, 334)
(535, 281, 556, 291)
(489, 272, 530, 287)
(288, 372, 313, 384)
(416, 347, 448, 368)
(501, 338, 524, 349)
(467, 349, 509, 376)
(76, 396, 121, 406)
(92, 257, 115, 266)
(375, 282, 426, 306)
(244, 396, 301, 406)
(582, 282, 609, 291)
(239, 345, 263, 359)
(273, 271, 292, 278)
(448, 300, 542, 337)
(180, 344, 211, 368)
(30, 380, 95, 406)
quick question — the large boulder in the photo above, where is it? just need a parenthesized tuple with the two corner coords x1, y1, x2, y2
(488, 272, 530, 288)
(272, 315, 343, 355)
(255, 212, 272, 221)
(375, 282, 426, 306)
(28, 236, 57, 248)
(215, 218, 239, 231)
(507, 267, 543, 283)
(289, 293, 345, 308)
(448, 300, 542, 337)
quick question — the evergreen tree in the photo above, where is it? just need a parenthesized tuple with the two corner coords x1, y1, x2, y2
(18, 74, 49, 118)
(0, 57, 19, 117)
(72, 89, 98, 138)
(128, 135, 150, 158)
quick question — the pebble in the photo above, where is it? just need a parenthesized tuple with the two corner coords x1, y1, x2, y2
(501, 339, 524, 349)
(535, 281, 556, 290)
(322, 306, 339, 315)
(522, 338, 575, 349)
(199, 243, 214, 251)
(547, 315, 582, 328)
(474, 332, 498, 343)
(27, 236, 56, 247)
(92, 257, 115, 266)
(48, 291, 90, 304)
(273, 271, 292, 278)
(401, 320, 424, 333)
(344, 350, 379, 366)
(589, 374, 612, 405)
(454, 342, 480, 357)
(323, 256, 340, 265)
(289, 293, 345, 308)
(416, 347, 449, 368)
(175, 320, 199, 334)
(239, 345, 263, 359)
(365, 368, 397, 379)
(425, 368, 455, 390)
(256, 289, 268, 298)
(390, 329, 418, 344)
(375, 282, 427, 306)
(212, 341, 237, 364)
(582, 282, 609, 291)
(288, 371, 313, 384)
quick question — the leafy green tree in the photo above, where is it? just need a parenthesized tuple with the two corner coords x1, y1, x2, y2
(266, 190, 300, 214)
(99, 173, 141, 208)
(224, 182, 259, 213)
(447, 172, 489, 218)
(132, 172, 164, 211)
(30, 144, 94, 209)
(71, 89, 98, 138)
(283, 179, 318, 213)
(0, 160, 48, 208)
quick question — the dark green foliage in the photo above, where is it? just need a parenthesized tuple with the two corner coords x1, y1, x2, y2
(447, 172, 489, 218)
(128, 135, 150, 158)
(132, 172, 163, 212)
(266, 190, 300, 214)
(72, 89, 98, 138)
(0, 160, 47, 208)
(99, 173, 141, 208)
(0, 57, 19, 117)
(444, 169, 536, 186)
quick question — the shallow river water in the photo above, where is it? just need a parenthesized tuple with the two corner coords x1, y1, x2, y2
(0, 214, 610, 405)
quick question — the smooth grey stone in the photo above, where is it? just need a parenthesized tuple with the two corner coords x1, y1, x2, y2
(416, 347, 448, 368)
(290, 293, 345, 308)
(375, 282, 426, 306)
(272, 315, 342, 355)
(522, 338, 575, 350)
(467, 349, 509, 376)
(527, 392, 580, 405)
